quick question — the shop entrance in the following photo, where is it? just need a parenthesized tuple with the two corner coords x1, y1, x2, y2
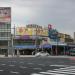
(0, 49, 8, 56)
(15, 49, 34, 55)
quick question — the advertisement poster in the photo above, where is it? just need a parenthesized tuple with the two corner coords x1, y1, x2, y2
(0, 7, 11, 23)
(16, 27, 32, 35)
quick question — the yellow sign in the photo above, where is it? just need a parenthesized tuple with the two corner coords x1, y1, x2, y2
(16, 27, 32, 35)
(16, 27, 48, 36)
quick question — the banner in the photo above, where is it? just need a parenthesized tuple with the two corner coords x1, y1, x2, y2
(16, 27, 32, 35)
(16, 27, 48, 36)
(0, 7, 11, 23)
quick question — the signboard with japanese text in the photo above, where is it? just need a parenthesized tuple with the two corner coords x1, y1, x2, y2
(16, 27, 32, 35)
(16, 27, 48, 37)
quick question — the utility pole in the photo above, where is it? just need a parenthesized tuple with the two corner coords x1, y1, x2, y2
(11, 25, 15, 57)
(55, 32, 59, 55)
(11, 33, 13, 57)
(12, 25, 16, 57)
(13, 25, 19, 57)
(56, 39, 58, 55)
(35, 26, 37, 53)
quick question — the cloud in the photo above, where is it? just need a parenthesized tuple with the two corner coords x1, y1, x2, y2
(0, 0, 75, 37)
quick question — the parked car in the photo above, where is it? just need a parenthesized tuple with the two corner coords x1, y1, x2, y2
(35, 51, 49, 57)
(69, 48, 75, 56)
(66, 48, 75, 56)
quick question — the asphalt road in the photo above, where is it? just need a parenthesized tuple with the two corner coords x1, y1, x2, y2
(0, 56, 75, 75)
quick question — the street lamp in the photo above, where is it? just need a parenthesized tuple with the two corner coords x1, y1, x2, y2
(55, 32, 59, 55)
(55, 32, 61, 55)
(11, 25, 15, 57)
(56, 38, 58, 55)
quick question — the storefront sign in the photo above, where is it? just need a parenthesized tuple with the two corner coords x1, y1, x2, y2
(0, 7, 11, 23)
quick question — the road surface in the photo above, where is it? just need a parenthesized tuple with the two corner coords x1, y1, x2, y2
(0, 56, 75, 75)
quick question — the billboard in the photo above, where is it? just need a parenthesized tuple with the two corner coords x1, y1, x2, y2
(32, 28, 43, 36)
(16, 27, 48, 37)
(32, 28, 48, 36)
(16, 27, 32, 35)
(0, 7, 11, 23)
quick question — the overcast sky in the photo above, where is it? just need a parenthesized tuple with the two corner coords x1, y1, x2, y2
(0, 0, 75, 37)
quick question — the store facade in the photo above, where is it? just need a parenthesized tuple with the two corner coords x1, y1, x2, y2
(0, 7, 11, 56)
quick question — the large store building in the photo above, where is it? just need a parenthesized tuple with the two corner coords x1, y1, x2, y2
(13, 24, 71, 55)
(12, 24, 74, 55)
(0, 7, 11, 56)
(13, 24, 49, 55)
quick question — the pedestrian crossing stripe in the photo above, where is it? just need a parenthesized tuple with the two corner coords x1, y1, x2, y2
(31, 66, 75, 75)
(50, 65, 68, 67)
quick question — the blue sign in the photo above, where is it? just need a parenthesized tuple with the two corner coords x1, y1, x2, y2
(14, 45, 37, 49)
(40, 44, 52, 48)
(48, 29, 59, 41)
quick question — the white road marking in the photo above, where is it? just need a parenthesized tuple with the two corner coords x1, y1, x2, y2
(28, 63, 33, 64)
(1, 64, 6, 66)
(9, 65, 15, 67)
(38, 64, 44, 65)
(55, 74, 64, 75)
(59, 69, 75, 71)
(40, 71, 75, 74)
(10, 71, 19, 74)
(31, 66, 75, 75)
(40, 72, 56, 74)
(38, 64, 44, 66)
(31, 73, 43, 75)
(20, 66, 27, 69)
(0, 70, 4, 72)
(59, 68, 68, 69)
(50, 65, 68, 67)
(33, 68, 42, 70)
(48, 70, 75, 73)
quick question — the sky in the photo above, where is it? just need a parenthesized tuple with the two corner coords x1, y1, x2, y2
(0, 0, 75, 37)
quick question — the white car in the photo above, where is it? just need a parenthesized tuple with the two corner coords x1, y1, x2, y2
(35, 51, 49, 57)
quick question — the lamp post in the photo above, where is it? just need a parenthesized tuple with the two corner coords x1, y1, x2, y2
(55, 32, 59, 55)
(55, 32, 61, 55)
(11, 25, 15, 57)
(11, 34, 14, 57)
(56, 38, 58, 55)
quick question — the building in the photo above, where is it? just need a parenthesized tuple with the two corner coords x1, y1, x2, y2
(0, 7, 11, 56)
(58, 33, 73, 43)
(74, 32, 75, 43)
(14, 24, 74, 55)
(13, 24, 48, 55)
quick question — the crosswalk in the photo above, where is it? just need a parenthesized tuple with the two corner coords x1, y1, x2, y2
(31, 66, 75, 75)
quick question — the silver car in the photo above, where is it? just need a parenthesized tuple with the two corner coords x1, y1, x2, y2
(35, 51, 49, 57)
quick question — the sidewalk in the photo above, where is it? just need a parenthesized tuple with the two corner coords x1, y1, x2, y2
(0, 55, 36, 58)
(0, 55, 75, 58)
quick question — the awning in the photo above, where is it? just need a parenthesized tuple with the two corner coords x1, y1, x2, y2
(40, 44, 52, 48)
(14, 45, 37, 49)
